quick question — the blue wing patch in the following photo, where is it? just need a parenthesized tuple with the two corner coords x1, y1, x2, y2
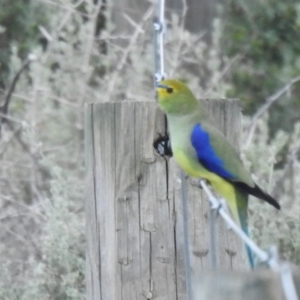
(190, 124, 235, 179)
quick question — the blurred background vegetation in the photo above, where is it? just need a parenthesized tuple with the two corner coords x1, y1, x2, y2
(0, 0, 299, 299)
(224, 0, 300, 134)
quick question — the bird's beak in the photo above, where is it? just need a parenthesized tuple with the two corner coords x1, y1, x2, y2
(156, 83, 169, 90)
(156, 83, 169, 102)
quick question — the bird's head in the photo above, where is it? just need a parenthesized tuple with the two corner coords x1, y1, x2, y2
(156, 79, 198, 115)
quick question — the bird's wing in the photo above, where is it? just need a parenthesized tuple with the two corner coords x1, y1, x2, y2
(190, 122, 254, 186)
(190, 122, 280, 209)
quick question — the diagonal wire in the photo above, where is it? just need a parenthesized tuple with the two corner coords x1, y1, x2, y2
(152, 1, 298, 299)
(200, 180, 299, 300)
(279, 263, 299, 300)
(200, 180, 276, 267)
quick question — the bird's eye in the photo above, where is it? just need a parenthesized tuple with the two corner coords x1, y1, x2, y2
(166, 87, 173, 94)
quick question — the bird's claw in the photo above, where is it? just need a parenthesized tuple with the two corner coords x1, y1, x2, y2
(153, 133, 173, 157)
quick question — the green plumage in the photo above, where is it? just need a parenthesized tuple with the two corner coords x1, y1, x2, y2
(156, 79, 280, 268)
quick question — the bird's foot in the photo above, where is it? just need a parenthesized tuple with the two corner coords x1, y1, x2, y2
(153, 133, 173, 157)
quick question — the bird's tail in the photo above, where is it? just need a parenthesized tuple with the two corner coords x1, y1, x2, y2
(238, 211, 255, 269)
(232, 190, 255, 269)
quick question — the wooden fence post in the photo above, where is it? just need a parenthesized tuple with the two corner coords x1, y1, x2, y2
(85, 99, 245, 300)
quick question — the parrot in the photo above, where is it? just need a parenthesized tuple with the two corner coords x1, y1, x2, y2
(155, 79, 280, 268)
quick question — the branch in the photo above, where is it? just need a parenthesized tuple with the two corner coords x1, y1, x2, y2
(244, 75, 300, 149)
(4, 121, 40, 166)
(0, 54, 37, 119)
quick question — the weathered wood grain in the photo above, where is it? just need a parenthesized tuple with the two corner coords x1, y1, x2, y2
(200, 99, 246, 270)
(85, 99, 246, 300)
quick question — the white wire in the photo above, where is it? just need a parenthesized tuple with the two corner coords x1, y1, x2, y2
(153, 2, 192, 299)
(152, 1, 298, 299)
(279, 263, 299, 300)
(153, 0, 165, 82)
(158, 0, 165, 79)
(199, 180, 274, 266)
(200, 180, 299, 300)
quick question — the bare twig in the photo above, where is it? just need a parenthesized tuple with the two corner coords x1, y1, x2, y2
(106, 5, 154, 98)
(0, 88, 33, 103)
(204, 55, 242, 96)
(0, 124, 23, 158)
(0, 55, 36, 120)
(5, 121, 40, 167)
(71, 0, 104, 165)
(38, 25, 53, 42)
(36, 0, 90, 17)
(0, 112, 26, 125)
(272, 135, 300, 205)
(167, 0, 188, 77)
(244, 75, 300, 149)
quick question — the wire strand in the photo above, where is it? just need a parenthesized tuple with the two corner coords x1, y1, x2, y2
(152, 1, 298, 299)
(153, 2, 192, 299)
(200, 180, 299, 300)
(153, 0, 165, 83)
